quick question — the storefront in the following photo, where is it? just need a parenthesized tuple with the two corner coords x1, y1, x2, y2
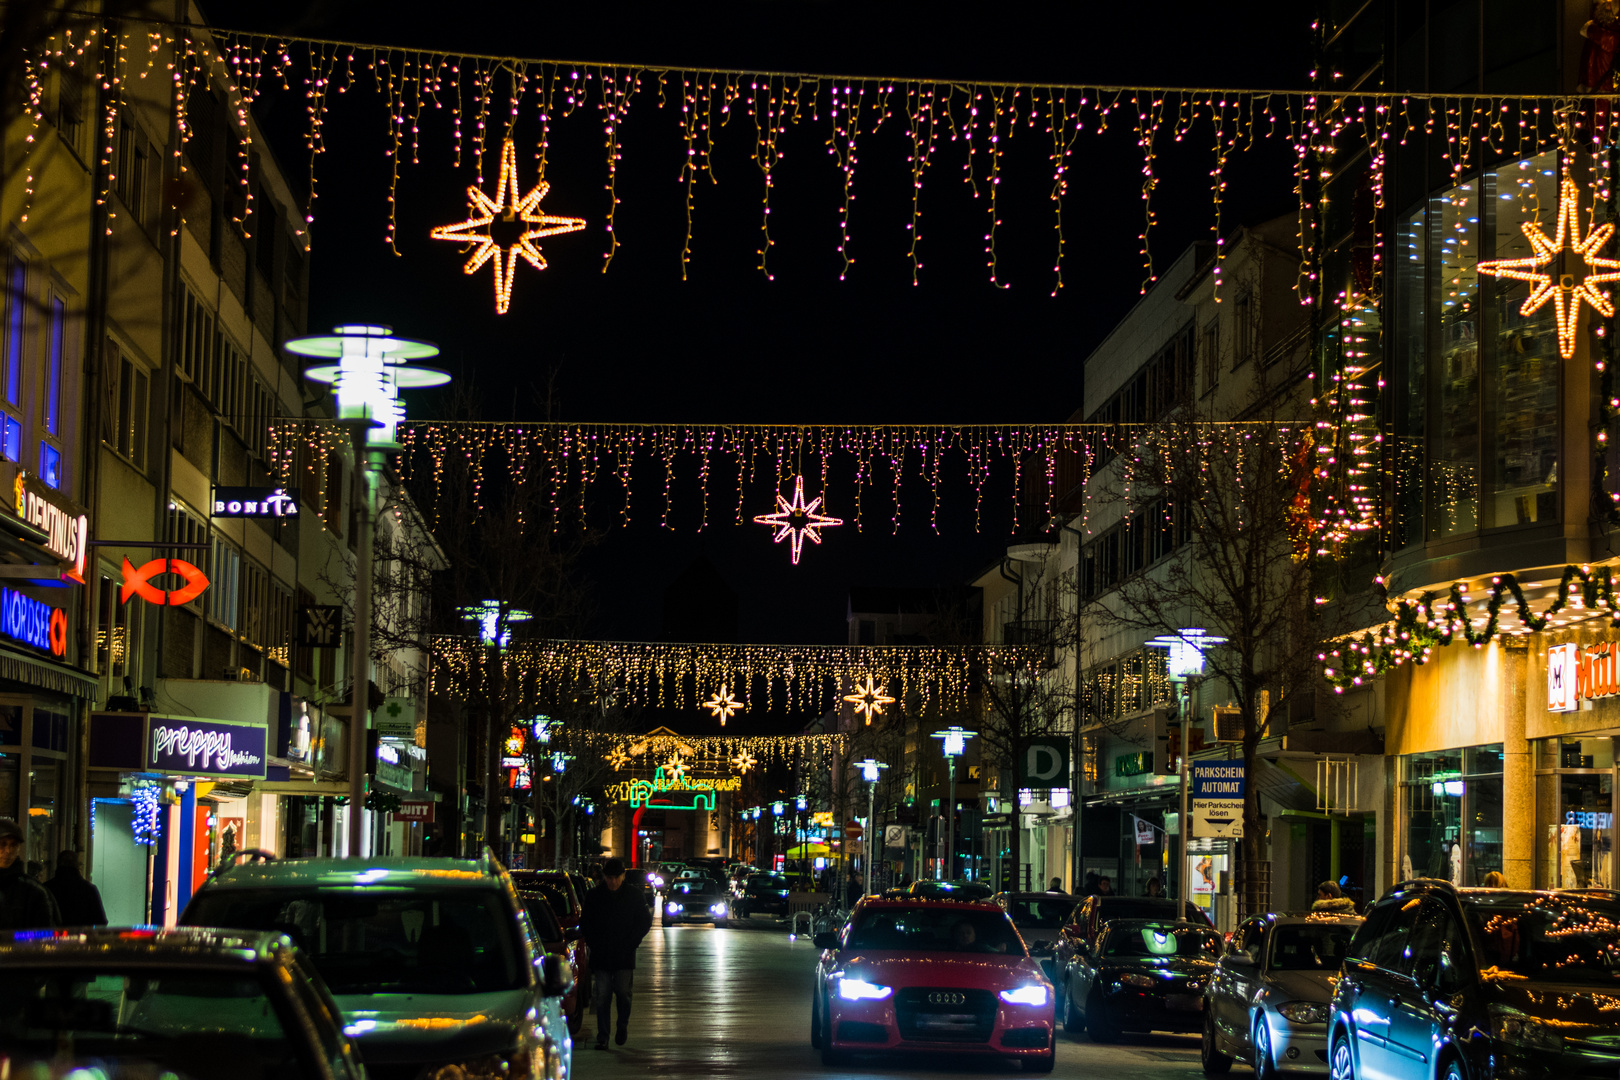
(1080, 707, 1180, 898)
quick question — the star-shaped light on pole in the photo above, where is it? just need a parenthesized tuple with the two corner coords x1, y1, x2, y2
(1477, 175, 1620, 359)
(843, 675, 896, 724)
(703, 684, 743, 726)
(753, 475, 843, 565)
(430, 137, 586, 314)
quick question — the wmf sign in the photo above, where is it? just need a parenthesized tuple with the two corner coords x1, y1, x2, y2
(1017, 738, 1070, 787)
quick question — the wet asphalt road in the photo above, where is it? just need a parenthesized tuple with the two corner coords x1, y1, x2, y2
(570, 912, 1236, 1080)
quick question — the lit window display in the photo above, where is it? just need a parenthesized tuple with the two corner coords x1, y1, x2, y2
(1399, 745, 1503, 885)
(1535, 737, 1615, 890)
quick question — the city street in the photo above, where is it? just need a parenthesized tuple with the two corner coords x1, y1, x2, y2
(572, 915, 1225, 1080)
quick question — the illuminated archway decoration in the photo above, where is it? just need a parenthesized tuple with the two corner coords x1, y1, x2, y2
(120, 557, 210, 606)
(1476, 176, 1620, 360)
(842, 675, 896, 723)
(430, 136, 586, 314)
(618, 767, 735, 811)
(753, 475, 843, 565)
(703, 684, 742, 725)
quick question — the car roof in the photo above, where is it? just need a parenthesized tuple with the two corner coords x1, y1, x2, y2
(856, 897, 1006, 912)
(996, 892, 1075, 902)
(1261, 913, 1365, 925)
(0, 926, 295, 964)
(1103, 918, 1219, 930)
(200, 856, 499, 890)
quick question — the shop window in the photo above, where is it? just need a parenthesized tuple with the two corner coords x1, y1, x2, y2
(1400, 744, 1503, 886)
(98, 570, 135, 678)
(1535, 737, 1615, 890)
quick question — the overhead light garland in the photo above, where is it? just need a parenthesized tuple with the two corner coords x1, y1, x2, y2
(432, 637, 1031, 715)
(429, 135, 585, 313)
(1321, 564, 1620, 692)
(569, 729, 847, 775)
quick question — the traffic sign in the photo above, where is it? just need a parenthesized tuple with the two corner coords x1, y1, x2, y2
(1191, 804, 1244, 838)
(884, 824, 906, 848)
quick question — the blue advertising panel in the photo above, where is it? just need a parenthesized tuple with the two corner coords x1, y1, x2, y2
(1191, 759, 1245, 800)
(145, 715, 268, 780)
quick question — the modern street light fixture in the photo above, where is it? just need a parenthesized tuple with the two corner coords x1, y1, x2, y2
(1147, 629, 1227, 913)
(929, 726, 976, 881)
(853, 758, 888, 890)
(286, 324, 448, 859)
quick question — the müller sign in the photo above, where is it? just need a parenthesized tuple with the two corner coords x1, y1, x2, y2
(1548, 642, 1620, 712)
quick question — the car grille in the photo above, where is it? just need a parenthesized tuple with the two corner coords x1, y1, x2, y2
(895, 987, 996, 1042)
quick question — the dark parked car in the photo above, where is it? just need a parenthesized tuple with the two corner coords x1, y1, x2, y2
(1064, 918, 1223, 1041)
(994, 891, 1076, 1008)
(1055, 894, 1212, 974)
(1328, 879, 1620, 1080)
(905, 880, 994, 901)
(622, 867, 658, 909)
(0, 926, 365, 1080)
(737, 872, 793, 916)
(1202, 912, 1362, 1076)
(516, 884, 592, 1035)
(511, 868, 584, 932)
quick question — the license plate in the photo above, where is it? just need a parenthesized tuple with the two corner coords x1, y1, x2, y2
(1166, 995, 1202, 1012)
(917, 1015, 977, 1030)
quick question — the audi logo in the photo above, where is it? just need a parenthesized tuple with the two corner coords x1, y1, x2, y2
(927, 992, 966, 1006)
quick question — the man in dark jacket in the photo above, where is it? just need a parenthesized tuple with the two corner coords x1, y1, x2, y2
(579, 858, 652, 1051)
(0, 817, 55, 930)
(46, 851, 107, 926)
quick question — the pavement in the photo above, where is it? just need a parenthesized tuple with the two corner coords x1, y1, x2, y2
(571, 911, 1239, 1080)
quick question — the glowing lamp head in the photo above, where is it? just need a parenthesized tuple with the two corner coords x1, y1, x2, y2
(531, 716, 554, 743)
(286, 324, 449, 449)
(459, 600, 533, 648)
(932, 726, 975, 758)
(854, 758, 888, 784)
(1148, 629, 1228, 679)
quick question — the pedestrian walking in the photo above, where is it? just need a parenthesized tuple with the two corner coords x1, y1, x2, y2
(0, 818, 54, 930)
(845, 870, 864, 908)
(46, 851, 107, 927)
(579, 857, 652, 1051)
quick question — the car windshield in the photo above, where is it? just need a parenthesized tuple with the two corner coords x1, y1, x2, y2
(847, 907, 1023, 954)
(184, 888, 525, 996)
(909, 881, 992, 900)
(1104, 923, 1222, 958)
(517, 890, 564, 941)
(1466, 894, 1620, 984)
(1006, 898, 1074, 929)
(747, 875, 788, 891)
(1268, 923, 1358, 971)
(0, 964, 313, 1079)
(1097, 898, 1202, 923)
(673, 880, 718, 897)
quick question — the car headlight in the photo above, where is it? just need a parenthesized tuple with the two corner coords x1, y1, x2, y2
(1490, 1007, 1565, 1052)
(710, 902, 728, 915)
(650, 875, 664, 887)
(666, 902, 681, 914)
(999, 985, 1050, 1007)
(1277, 1001, 1329, 1024)
(777, 889, 790, 896)
(1118, 972, 1159, 989)
(836, 977, 894, 1001)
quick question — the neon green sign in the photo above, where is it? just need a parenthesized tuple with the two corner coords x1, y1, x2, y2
(605, 767, 742, 809)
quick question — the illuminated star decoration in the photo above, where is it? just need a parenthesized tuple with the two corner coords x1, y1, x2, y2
(731, 750, 758, 774)
(606, 746, 632, 771)
(842, 675, 896, 724)
(429, 136, 586, 314)
(703, 684, 743, 726)
(1476, 175, 1620, 360)
(752, 475, 843, 564)
(663, 755, 688, 781)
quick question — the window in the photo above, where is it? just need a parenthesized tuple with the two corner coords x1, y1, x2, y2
(104, 343, 148, 470)
(97, 569, 136, 678)
(39, 445, 60, 489)
(1233, 292, 1253, 367)
(0, 416, 18, 462)
(164, 505, 209, 612)
(54, 67, 84, 153)
(114, 119, 153, 230)
(209, 538, 241, 632)
(5, 258, 25, 406)
(1201, 320, 1220, 394)
(44, 295, 63, 435)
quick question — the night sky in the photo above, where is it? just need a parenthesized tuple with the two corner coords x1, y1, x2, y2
(213, 1, 1310, 645)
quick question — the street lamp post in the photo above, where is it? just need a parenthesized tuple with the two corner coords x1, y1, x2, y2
(1148, 629, 1225, 912)
(286, 324, 448, 859)
(853, 758, 888, 892)
(929, 727, 976, 881)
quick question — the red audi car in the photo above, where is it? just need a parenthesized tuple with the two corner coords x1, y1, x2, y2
(810, 897, 1056, 1071)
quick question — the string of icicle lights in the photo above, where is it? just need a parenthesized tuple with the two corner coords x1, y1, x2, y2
(269, 419, 1309, 534)
(563, 730, 849, 774)
(25, 14, 1620, 299)
(430, 638, 1037, 716)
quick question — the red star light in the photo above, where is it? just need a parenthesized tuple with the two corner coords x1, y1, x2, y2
(430, 137, 585, 314)
(753, 475, 843, 565)
(1476, 175, 1620, 360)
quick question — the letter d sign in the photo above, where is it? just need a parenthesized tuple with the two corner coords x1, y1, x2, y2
(1018, 738, 1069, 785)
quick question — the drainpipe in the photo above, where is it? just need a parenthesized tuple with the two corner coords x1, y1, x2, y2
(1058, 516, 1087, 890)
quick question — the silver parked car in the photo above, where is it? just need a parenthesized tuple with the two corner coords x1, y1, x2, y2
(1202, 912, 1362, 1077)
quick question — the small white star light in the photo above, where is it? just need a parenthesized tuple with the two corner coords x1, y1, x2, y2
(843, 675, 896, 723)
(731, 750, 758, 774)
(1476, 175, 1620, 360)
(606, 746, 632, 771)
(664, 755, 689, 781)
(703, 684, 743, 726)
(753, 475, 843, 565)
(430, 137, 585, 314)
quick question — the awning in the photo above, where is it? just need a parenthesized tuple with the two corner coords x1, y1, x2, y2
(254, 779, 353, 797)
(0, 644, 98, 696)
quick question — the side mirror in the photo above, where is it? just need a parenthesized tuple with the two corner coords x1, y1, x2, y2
(812, 931, 840, 951)
(541, 953, 575, 998)
(563, 926, 581, 942)
(1226, 949, 1257, 967)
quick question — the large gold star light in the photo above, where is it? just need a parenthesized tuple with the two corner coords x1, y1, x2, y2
(843, 675, 895, 724)
(753, 475, 843, 565)
(703, 684, 742, 726)
(430, 137, 585, 314)
(1477, 175, 1620, 359)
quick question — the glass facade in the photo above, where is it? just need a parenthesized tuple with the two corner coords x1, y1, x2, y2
(1400, 745, 1503, 885)
(1396, 150, 1566, 545)
(1536, 736, 1615, 890)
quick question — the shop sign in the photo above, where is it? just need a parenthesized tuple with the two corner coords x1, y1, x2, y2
(1567, 810, 1614, 830)
(1114, 751, 1153, 777)
(376, 697, 415, 740)
(13, 470, 87, 582)
(298, 605, 342, 648)
(0, 586, 67, 657)
(396, 799, 436, 823)
(1191, 760, 1245, 799)
(120, 557, 209, 606)
(147, 717, 267, 780)
(212, 486, 300, 518)
(1017, 738, 1069, 785)
(1546, 641, 1620, 712)
(374, 742, 413, 790)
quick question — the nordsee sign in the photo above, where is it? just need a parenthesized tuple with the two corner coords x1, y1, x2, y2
(146, 717, 267, 779)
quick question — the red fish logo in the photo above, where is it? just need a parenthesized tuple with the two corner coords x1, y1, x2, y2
(120, 558, 210, 606)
